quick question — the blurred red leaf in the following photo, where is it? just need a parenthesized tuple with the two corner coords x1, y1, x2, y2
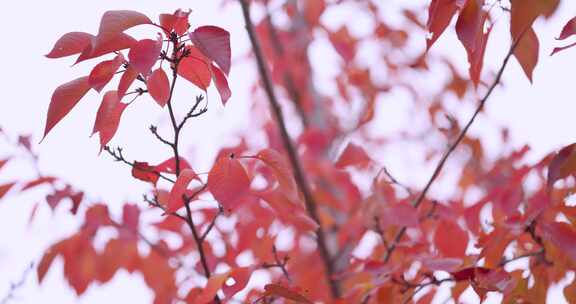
(208, 155, 250, 209)
(335, 142, 372, 169)
(94, 10, 152, 50)
(154, 157, 192, 174)
(264, 284, 313, 304)
(189, 272, 229, 303)
(0, 183, 15, 200)
(190, 26, 231, 75)
(256, 148, 298, 201)
(434, 220, 468, 257)
(21, 177, 57, 191)
(211, 63, 231, 105)
(541, 221, 576, 263)
(547, 143, 576, 188)
(513, 27, 539, 82)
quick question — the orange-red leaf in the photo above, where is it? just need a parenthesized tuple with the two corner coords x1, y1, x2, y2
(167, 169, 199, 213)
(222, 267, 253, 298)
(264, 284, 313, 304)
(434, 220, 468, 258)
(456, 0, 483, 54)
(94, 10, 152, 50)
(425, 0, 459, 50)
(37, 246, 59, 283)
(190, 26, 231, 75)
(45, 32, 94, 58)
(335, 142, 372, 169)
(155, 157, 192, 174)
(189, 272, 229, 304)
(128, 37, 162, 75)
(132, 161, 159, 185)
(159, 9, 190, 36)
(208, 156, 250, 209)
(147, 68, 170, 107)
(43, 76, 91, 140)
(88, 53, 124, 92)
(211, 63, 231, 106)
(513, 27, 539, 82)
(0, 182, 15, 200)
(178, 46, 211, 90)
(21, 177, 57, 191)
(92, 91, 128, 150)
(541, 221, 576, 263)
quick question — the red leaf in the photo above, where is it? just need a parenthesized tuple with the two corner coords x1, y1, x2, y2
(45, 32, 94, 58)
(211, 63, 231, 106)
(256, 149, 299, 201)
(0, 183, 15, 200)
(21, 177, 57, 191)
(451, 266, 490, 281)
(255, 189, 319, 232)
(425, 0, 459, 50)
(468, 23, 492, 86)
(547, 144, 576, 188)
(42, 76, 91, 140)
(154, 157, 192, 174)
(132, 161, 159, 185)
(122, 204, 140, 232)
(147, 68, 170, 107)
(88, 53, 124, 92)
(117, 65, 138, 97)
(335, 142, 372, 169)
(380, 203, 419, 228)
(75, 33, 136, 64)
(513, 27, 539, 82)
(557, 16, 576, 40)
(177, 46, 212, 90)
(92, 91, 128, 150)
(167, 169, 199, 213)
(455, 0, 483, 54)
(94, 10, 152, 50)
(551, 41, 576, 56)
(128, 37, 162, 75)
(37, 246, 59, 283)
(208, 156, 250, 209)
(541, 221, 576, 263)
(264, 284, 313, 304)
(434, 220, 468, 257)
(222, 267, 253, 298)
(190, 26, 231, 75)
(159, 9, 190, 36)
(0, 158, 9, 172)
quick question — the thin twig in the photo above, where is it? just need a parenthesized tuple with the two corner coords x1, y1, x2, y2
(0, 263, 34, 304)
(383, 31, 526, 264)
(239, 0, 340, 298)
(104, 146, 176, 183)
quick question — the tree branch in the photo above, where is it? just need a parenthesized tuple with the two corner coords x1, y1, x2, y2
(239, 0, 341, 298)
(383, 32, 526, 263)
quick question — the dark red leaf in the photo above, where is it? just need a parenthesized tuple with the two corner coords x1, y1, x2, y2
(222, 267, 253, 299)
(42, 76, 91, 140)
(541, 221, 576, 263)
(21, 177, 57, 191)
(456, 0, 483, 54)
(557, 16, 576, 40)
(451, 266, 490, 281)
(45, 32, 94, 58)
(547, 143, 576, 188)
(513, 27, 539, 82)
(88, 53, 124, 92)
(0, 183, 15, 200)
(211, 63, 231, 106)
(122, 204, 140, 232)
(147, 68, 170, 107)
(128, 37, 162, 75)
(190, 26, 231, 75)
(551, 41, 576, 56)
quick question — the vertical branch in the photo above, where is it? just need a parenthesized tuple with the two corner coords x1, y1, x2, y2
(239, 0, 341, 299)
(383, 31, 525, 263)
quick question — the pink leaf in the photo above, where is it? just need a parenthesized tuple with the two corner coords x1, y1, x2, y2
(167, 169, 199, 213)
(45, 32, 94, 58)
(88, 53, 124, 92)
(42, 76, 91, 140)
(117, 65, 138, 97)
(76, 33, 136, 64)
(177, 46, 211, 90)
(159, 9, 190, 36)
(92, 91, 128, 150)
(155, 157, 192, 174)
(335, 142, 372, 169)
(434, 220, 469, 258)
(94, 10, 152, 50)
(256, 149, 299, 202)
(208, 156, 250, 209)
(190, 26, 231, 75)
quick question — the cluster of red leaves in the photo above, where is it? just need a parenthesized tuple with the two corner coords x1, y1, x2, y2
(1, 1, 576, 304)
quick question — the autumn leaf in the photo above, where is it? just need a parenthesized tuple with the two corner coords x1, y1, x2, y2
(335, 142, 372, 169)
(147, 68, 170, 107)
(93, 10, 152, 50)
(92, 91, 128, 150)
(45, 32, 94, 58)
(42, 76, 91, 140)
(128, 37, 162, 75)
(131, 161, 159, 185)
(21, 177, 57, 191)
(425, 0, 459, 50)
(154, 157, 192, 174)
(88, 53, 124, 92)
(37, 245, 60, 283)
(455, 0, 483, 54)
(166, 169, 200, 213)
(434, 220, 468, 258)
(557, 16, 576, 40)
(190, 26, 231, 75)
(0, 183, 16, 200)
(75, 33, 136, 64)
(117, 65, 138, 97)
(264, 284, 313, 304)
(513, 27, 539, 82)
(211, 63, 231, 105)
(547, 143, 576, 188)
(159, 9, 190, 36)
(177, 46, 212, 90)
(541, 221, 576, 263)
(208, 155, 250, 209)
(189, 272, 229, 303)
(256, 148, 299, 201)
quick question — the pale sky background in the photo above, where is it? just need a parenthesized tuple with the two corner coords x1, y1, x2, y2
(0, 0, 575, 303)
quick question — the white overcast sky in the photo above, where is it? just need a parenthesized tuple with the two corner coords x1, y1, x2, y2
(0, 0, 575, 303)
